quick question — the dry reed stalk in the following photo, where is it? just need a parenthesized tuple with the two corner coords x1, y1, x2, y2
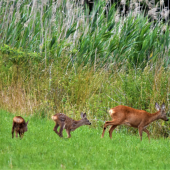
(160, 8, 170, 21)
(160, 0, 164, 7)
(51, 0, 57, 27)
(2, 1, 9, 41)
(148, 7, 158, 20)
(115, 10, 120, 23)
(132, 2, 140, 17)
(15, 0, 21, 24)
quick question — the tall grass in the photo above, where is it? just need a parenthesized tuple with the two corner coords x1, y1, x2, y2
(1, 55, 170, 137)
(0, 0, 170, 137)
(0, 0, 169, 68)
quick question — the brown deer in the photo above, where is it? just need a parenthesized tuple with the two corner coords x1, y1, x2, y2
(101, 103, 169, 142)
(52, 112, 91, 138)
(12, 116, 29, 139)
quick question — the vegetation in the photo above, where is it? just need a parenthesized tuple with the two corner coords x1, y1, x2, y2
(1, 110, 170, 169)
(0, 0, 170, 138)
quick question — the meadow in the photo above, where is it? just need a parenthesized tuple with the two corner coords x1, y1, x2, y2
(0, 0, 170, 169)
(1, 109, 170, 169)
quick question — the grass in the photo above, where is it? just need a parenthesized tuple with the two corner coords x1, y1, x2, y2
(1, 110, 170, 169)
(0, 1, 170, 168)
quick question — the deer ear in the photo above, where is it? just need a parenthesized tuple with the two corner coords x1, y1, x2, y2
(26, 120, 29, 125)
(155, 103, 160, 111)
(161, 103, 166, 111)
(83, 113, 87, 118)
(80, 112, 84, 118)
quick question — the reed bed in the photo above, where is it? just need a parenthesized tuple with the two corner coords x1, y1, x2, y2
(0, 0, 170, 137)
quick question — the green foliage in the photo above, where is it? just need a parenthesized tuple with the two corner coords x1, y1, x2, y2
(0, 44, 41, 65)
(0, 0, 169, 69)
(1, 48, 170, 137)
(0, 0, 170, 138)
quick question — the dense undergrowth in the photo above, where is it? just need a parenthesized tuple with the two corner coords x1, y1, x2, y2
(1, 47, 170, 138)
(0, 0, 170, 138)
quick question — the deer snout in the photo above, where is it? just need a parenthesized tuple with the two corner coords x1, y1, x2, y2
(164, 115, 169, 121)
(163, 117, 169, 121)
(86, 121, 91, 125)
(162, 115, 169, 121)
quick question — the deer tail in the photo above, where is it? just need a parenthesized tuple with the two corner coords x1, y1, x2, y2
(52, 115, 57, 121)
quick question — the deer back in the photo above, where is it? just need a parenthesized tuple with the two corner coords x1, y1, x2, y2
(13, 116, 28, 132)
(13, 116, 25, 124)
(52, 113, 74, 127)
(109, 105, 153, 128)
(52, 112, 91, 130)
(109, 103, 169, 128)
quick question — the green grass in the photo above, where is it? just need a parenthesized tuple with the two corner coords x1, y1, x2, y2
(1, 110, 170, 169)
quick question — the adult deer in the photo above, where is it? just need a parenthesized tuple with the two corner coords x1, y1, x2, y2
(52, 112, 91, 138)
(12, 116, 29, 139)
(101, 103, 169, 141)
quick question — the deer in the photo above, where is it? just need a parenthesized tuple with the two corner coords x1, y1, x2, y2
(52, 112, 91, 138)
(12, 116, 29, 139)
(101, 103, 169, 142)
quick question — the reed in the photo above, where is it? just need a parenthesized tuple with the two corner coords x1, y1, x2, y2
(0, 0, 170, 137)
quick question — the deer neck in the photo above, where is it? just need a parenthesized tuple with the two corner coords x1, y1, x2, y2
(71, 119, 84, 130)
(149, 111, 161, 123)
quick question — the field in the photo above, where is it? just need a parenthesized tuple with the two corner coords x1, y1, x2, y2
(1, 109, 170, 169)
(0, 0, 170, 169)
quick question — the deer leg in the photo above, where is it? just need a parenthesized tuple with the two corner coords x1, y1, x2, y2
(143, 128, 150, 142)
(138, 126, 143, 141)
(109, 125, 117, 139)
(19, 131, 24, 139)
(12, 125, 14, 138)
(53, 123, 59, 134)
(101, 120, 120, 138)
(101, 123, 108, 138)
(66, 129, 71, 138)
(21, 134, 24, 139)
(59, 122, 64, 137)
(15, 131, 18, 138)
(19, 131, 21, 138)
(101, 121, 113, 138)
(53, 123, 63, 137)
